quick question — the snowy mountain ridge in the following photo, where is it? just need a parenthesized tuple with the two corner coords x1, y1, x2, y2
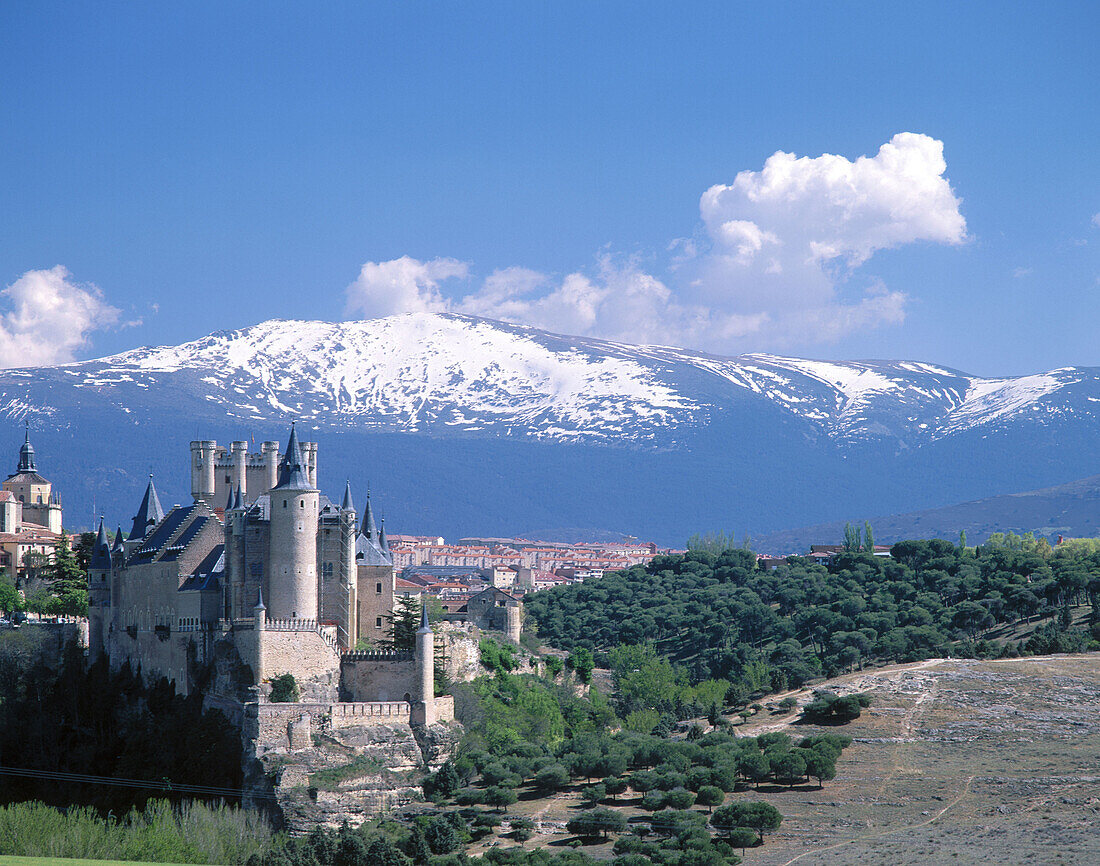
(12, 312, 1098, 446)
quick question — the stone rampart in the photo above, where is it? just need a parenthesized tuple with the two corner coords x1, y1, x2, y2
(340, 655, 416, 703)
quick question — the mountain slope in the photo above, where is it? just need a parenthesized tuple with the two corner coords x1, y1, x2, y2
(2, 313, 1098, 543)
(754, 474, 1100, 553)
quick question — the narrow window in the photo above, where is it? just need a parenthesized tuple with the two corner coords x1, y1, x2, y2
(375, 617, 382, 628)
(376, 582, 382, 593)
(283, 499, 287, 508)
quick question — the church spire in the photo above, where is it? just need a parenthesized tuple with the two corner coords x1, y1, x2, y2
(17, 422, 35, 473)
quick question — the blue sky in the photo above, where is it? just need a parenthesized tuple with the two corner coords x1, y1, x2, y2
(2, 1, 1097, 375)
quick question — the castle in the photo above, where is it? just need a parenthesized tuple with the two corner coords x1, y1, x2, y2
(86, 424, 453, 732)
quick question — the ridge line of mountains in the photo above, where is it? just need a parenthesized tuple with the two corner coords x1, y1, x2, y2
(3, 312, 1098, 547)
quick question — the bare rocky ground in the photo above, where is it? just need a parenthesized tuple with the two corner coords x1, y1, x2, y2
(477, 655, 1100, 865)
(738, 654, 1100, 866)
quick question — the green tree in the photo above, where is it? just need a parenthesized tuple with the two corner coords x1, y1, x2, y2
(385, 595, 423, 651)
(843, 522, 862, 553)
(863, 522, 875, 553)
(696, 785, 725, 812)
(482, 785, 518, 813)
(268, 673, 300, 703)
(712, 802, 782, 842)
(566, 647, 594, 684)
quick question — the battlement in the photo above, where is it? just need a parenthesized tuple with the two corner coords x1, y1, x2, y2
(341, 649, 414, 662)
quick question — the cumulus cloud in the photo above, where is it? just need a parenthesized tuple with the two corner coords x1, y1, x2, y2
(0, 267, 121, 368)
(344, 133, 967, 353)
(345, 255, 469, 318)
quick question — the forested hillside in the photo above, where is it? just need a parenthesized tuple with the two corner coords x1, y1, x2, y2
(525, 537, 1100, 695)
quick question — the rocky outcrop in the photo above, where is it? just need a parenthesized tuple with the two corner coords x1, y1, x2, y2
(242, 704, 461, 831)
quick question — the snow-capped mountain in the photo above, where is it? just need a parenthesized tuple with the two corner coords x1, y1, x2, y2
(6, 313, 1097, 447)
(2, 313, 1097, 545)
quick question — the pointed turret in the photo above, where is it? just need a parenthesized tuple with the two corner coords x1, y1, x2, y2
(361, 491, 378, 540)
(130, 475, 165, 540)
(355, 491, 390, 565)
(16, 423, 35, 473)
(378, 518, 391, 559)
(234, 486, 244, 510)
(225, 485, 236, 512)
(254, 587, 266, 612)
(112, 525, 125, 554)
(273, 423, 314, 491)
(90, 519, 112, 570)
(341, 480, 355, 513)
(418, 600, 432, 634)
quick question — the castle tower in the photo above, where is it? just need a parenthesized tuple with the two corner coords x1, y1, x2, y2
(230, 441, 248, 500)
(87, 519, 112, 663)
(414, 602, 436, 726)
(302, 442, 318, 488)
(224, 486, 246, 619)
(505, 600, 522, 644)
(190, 441, 217, 505)
(339, 481, 357, 647)
(267, 424, 319, 621)
(261, 440, 279, 492)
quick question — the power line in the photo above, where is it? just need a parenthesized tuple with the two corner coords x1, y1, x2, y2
(0, 765, 278, 801)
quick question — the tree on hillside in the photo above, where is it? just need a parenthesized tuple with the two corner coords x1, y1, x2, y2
(712, 801, 782, 843)
(45, 532, 88, 616)
(843, 522, 862, 553)
(863, 522, 875, 553)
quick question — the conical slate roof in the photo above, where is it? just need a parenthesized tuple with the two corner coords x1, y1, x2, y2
(112, 525, 125, 553)
(378, 518, 390, 555)
(234, 486, 244, 509)
(355, 491, 391, 565)
(273, 424, 314, 491)
(341, 480, 355, 513)
(417, 601, 432, 634)
(130, 475, 165, 540)
(90, 519, 112, 570)
(225, 486, 235, 512)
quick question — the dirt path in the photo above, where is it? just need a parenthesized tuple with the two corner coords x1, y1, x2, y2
(773, 774, 975, 866)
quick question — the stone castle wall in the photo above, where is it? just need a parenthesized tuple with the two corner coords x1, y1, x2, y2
(340, 654, 417, 703)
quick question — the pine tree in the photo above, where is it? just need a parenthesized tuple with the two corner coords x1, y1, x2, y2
(383, 595, 422, 651)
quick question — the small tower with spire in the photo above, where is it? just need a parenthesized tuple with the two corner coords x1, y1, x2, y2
(411, 601, 437, 726)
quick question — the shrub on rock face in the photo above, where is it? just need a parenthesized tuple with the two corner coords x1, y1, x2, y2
(268, 673, 300, 703)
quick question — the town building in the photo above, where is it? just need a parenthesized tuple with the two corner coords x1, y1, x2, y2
(0, 426, 63, 575)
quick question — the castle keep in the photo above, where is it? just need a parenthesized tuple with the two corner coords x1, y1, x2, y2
(86, 425, 453, 731)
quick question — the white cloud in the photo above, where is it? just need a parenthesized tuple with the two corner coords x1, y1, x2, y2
(344, 134, 967, 353)
(1091, 212, 1100, 228)
(345, 255, 469, 318)
(1013, 267, 1033, 278)
(0, 267, 121, 368)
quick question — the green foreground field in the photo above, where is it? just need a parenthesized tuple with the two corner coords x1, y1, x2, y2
(0, 859, 185, 866)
